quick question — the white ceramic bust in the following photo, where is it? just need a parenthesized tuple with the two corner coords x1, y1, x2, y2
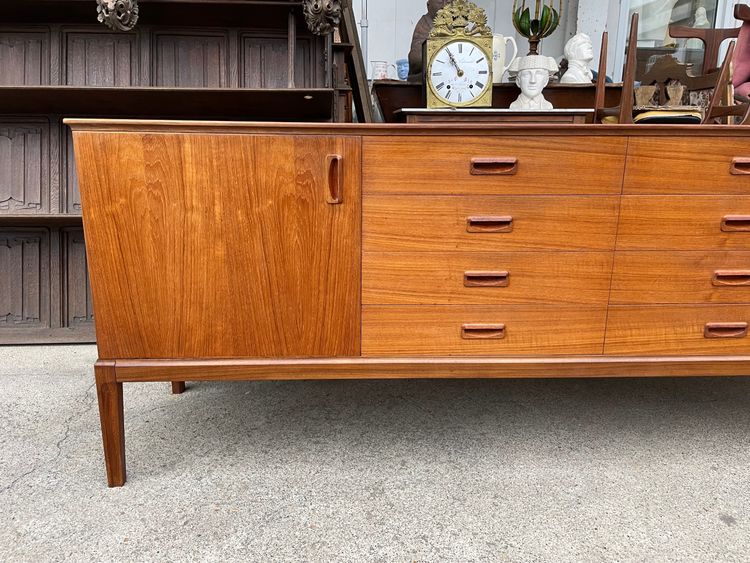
(560, 33, 594, 84)
(508, 55, 559, 110)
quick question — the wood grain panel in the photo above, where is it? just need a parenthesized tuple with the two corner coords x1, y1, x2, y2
(612, 251, 750, 304)
(363, 305, 607, 356)
(363, 251, 613, 305)
(617, 196, 750, 250)
(363, 136, 627, 195)
(64, 31, 138, 86)
(606, 305, 750, 355)
(0, 121, 48, 213)
(154, 32, 228, 87)
(364, 195, 619, 252)
(0, 30, 49, 85)
(64, 128, 81, 213)
(72, 131, 361, 359)
(0, 229, 49, 329)
(63, 228, 94, 328)
(240, 35, 312, 88)
(625, 137, 750, 194)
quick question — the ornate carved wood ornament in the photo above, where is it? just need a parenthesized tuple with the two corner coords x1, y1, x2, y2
(303, 0, 341, 35)
(96, 0, 139, 32)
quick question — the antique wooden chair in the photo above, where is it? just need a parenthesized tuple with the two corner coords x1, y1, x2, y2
(636, 41, 749, 124)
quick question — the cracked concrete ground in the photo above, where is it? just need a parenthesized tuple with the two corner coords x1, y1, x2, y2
(1, 345, 750, 562)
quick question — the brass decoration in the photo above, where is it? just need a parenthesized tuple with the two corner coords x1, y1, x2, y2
(303, 0, 342, 36)
(429, 0, 492, 39)
(96, 0, 139, 32)
(425, 1, 493, 109)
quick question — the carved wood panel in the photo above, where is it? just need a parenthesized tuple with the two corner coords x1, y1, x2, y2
(240, 34, 313, 88)
(153, 31, 229, 87)
(0, 122, 49, 214)
(0, 229, 50, 328)
(63, 128, 81, 214)
(64, 30, 139, 86)
(0, 30, 50, 86)
(63, 228, 94, 327)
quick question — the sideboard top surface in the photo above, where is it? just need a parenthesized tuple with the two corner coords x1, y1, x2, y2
(64, 118, 750, 137)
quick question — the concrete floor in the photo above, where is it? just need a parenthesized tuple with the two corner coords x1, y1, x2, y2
(1, 346, 749, 562)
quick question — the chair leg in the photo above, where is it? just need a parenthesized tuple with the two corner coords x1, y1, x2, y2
(171, 381, 186, 395)
(95, 361, 126, 487)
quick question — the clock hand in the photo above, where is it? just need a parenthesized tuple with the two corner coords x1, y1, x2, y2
(446, 49, 465, 77)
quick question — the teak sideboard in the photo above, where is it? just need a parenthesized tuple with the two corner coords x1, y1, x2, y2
(67, 119, 750, 486)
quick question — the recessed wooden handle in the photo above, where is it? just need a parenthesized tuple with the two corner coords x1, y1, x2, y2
(326, 154, 343, 204)
(721, 215, 750, 232)
(466, 216, 513, 233)
(464, 271, 510, 287)
(730, 158, 750, 175)
(461, 324, 506, 340)
(712, 270, 750, 287)
(704, 322, 749, 339)
(470, 157, 518, 176)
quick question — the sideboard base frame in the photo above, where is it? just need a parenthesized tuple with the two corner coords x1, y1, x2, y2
(97, 356, 750, 486)
(110, 357, 750, 381)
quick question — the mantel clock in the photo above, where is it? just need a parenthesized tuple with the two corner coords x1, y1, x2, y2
(425, 0, 494, 109)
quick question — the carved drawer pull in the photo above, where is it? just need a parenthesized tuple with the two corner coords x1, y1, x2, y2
(704, 322, 749, 339)
(730, 158, 750, 175)
(470, 157, 518, 176)
(464, 271, 510, 288)
(326, 154, 343, 204)
(712, 270, 750, 287)
(466, 216, 513, 233)
(721, 215, 750, 232)
(461, 324, 506, 340)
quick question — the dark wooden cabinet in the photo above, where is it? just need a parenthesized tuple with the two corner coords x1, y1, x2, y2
(0, 0, 344, 344)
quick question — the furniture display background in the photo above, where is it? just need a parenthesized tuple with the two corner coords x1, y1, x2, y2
(68, 119, 750, 486)
(0, 0, 346, 345)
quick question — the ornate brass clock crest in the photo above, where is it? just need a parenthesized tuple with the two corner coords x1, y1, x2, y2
(425, 0, 494, 109)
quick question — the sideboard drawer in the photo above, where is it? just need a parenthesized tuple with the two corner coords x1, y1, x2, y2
(362, 305, 607, 356)
(617, 196, 750, 250)
(363, 251, 613, 305)
(364, 195, 619, 252)
(363, 136, 626, 195)
(605, 305, 750, 355)
(611, 251, 750, 304)
(624, 137, 750, 195)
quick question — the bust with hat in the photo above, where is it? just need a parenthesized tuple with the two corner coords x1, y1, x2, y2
(508, 54, 559, 110)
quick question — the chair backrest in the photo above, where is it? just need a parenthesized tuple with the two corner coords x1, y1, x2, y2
(595, 12, 638, 124)
(638, 54, 720, 107)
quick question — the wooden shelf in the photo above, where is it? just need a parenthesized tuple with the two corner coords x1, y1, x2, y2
(372, 81, 625, 123)
(0, 214, 83, 227)
(0, 86, 335, 121)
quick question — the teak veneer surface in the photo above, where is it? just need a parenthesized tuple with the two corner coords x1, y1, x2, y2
(624, 137, 750, 194)
(611, 251, 750, 304)
(363, 196, 620, 252)
(363, 251, 613, 305)
(362, 306, 608, 356)
(605, 305, 750, 355)
(73, 131, 361, 359)
(363, 136, 627, 195)
(617, 196, 750, 250)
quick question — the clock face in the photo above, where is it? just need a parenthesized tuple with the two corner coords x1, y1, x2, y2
(429, 40, 492, 106)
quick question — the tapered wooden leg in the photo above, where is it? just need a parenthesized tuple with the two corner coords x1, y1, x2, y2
(95, 361, 126, 487)
(171, 381, 186, 394)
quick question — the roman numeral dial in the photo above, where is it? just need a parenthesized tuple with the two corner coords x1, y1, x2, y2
(428, 40, 492, 107)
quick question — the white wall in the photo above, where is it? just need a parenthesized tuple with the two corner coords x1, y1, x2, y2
(354, 0, 585, 78)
